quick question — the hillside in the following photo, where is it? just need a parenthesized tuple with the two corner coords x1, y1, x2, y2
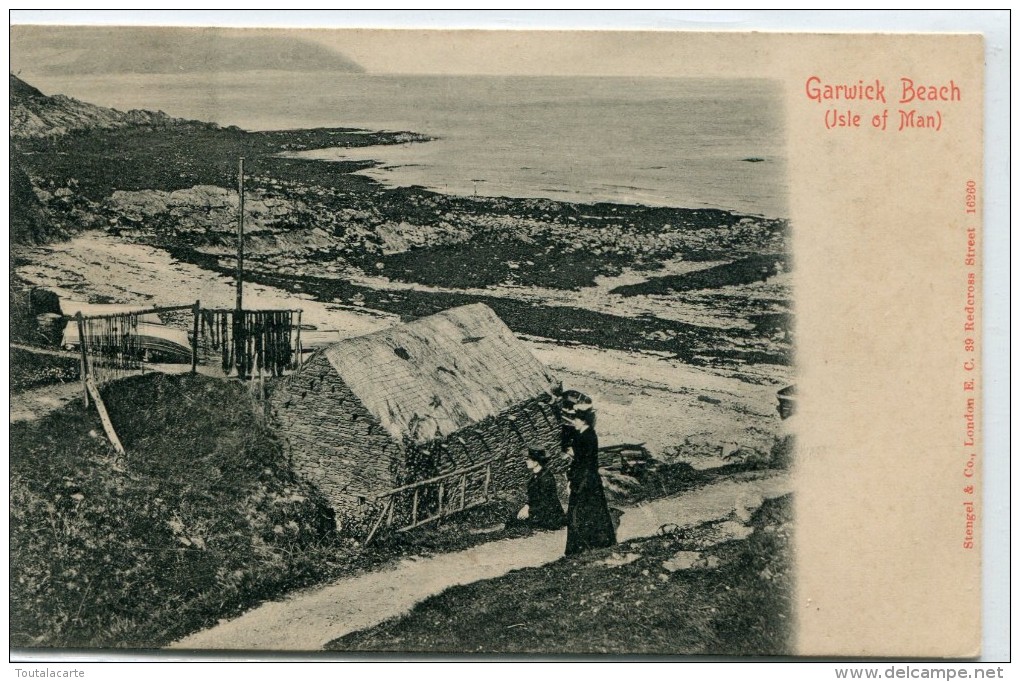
(9, 373, 341, 648)
(328, 494, 793, 655)
(9, 73, 199, 138)
(11, 26, 365, 76)
(9, 149, 54, 244)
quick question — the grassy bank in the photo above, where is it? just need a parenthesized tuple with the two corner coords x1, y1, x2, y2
(10, 369, 721, 648)
(10, 373, 346, 648)
(328, 494, 793, 656)
(10, 364, 784, 649)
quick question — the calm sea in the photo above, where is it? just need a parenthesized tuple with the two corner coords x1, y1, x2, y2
(26, 72, 787, 217)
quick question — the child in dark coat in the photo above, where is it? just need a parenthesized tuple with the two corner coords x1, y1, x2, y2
(508, 449, 567, 530)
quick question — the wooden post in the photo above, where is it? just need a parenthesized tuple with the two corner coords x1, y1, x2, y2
(85, 376, 125, 456)
(236, 157, 245, 314)
(411, 487, 419, 526)
(234, 158, 246, 379)
(483, 464, 492, 501)
(191, 300, 200, 374)
(364, 498, 391, 547)
(460, 473, 467, 511)
(76, 312, 89, 408)
(232, 310, 242, 378)
(295, 310, 303, 371)
(437, 481, 445, 517)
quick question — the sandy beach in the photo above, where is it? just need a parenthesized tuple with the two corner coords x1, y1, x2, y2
(14, 232, 788, 458)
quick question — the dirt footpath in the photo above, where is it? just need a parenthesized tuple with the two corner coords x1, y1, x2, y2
(9, 381, 85, 423)
(170, 471, 792, 652)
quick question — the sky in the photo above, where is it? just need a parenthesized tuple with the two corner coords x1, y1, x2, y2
(10, 26, 365, 77)
(8, 11, 1008, 77)
(9, 23, 778, 79)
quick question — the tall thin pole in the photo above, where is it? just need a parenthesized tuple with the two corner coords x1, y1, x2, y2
(76, 312, 89, 408)
(236, 157, 245, 313)
(234, 158, 245, 378)
(191, 300, 200, 374)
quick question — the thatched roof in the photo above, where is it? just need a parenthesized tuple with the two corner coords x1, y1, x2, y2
(322, 303, 557, 445)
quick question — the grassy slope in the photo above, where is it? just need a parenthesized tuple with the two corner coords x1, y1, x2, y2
(8, 370, 665, 648)
(9, 364, 783, 649)
(329, 494, 793, 656)
(9, 373, 343, 648)
(10, 149, 56, 245)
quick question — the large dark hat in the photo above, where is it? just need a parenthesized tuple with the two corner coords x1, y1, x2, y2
(526, 448, 550, 465)
(561, 389, 593, 412)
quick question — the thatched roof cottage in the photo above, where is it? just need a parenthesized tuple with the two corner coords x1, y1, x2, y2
(270, 303, 562, 522)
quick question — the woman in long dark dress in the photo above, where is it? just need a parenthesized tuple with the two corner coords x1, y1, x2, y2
(564, 410, 617, 555)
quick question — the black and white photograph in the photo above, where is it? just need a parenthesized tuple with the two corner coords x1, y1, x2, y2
(8, 13, 1003, 667)
(10, 23, 794, 655)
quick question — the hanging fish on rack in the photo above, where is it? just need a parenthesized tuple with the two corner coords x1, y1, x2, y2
(254, 311, 264, 377)
(188, 307, 299, 378)
(221, 311, 231, 374)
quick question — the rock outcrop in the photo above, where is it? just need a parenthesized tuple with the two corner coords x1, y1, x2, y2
(9, 73, 197, 138)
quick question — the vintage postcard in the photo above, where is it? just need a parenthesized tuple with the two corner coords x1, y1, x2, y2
(8, 20, 991, 660)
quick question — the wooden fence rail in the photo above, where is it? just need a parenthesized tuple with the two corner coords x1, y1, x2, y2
(364, 459, 495, 546)
(70, 304, 196, 321)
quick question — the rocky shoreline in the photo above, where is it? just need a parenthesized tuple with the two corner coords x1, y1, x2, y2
(11, 77, 791, 372)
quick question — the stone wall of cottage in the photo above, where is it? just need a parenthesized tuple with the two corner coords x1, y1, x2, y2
(418, 398, 564, 505)
(269, 354, 404, 516)
(270, 356, 563, 527)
